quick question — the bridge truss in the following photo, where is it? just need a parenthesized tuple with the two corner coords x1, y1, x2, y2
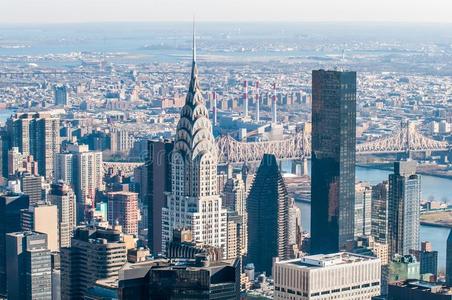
(216, 122, 449, 164)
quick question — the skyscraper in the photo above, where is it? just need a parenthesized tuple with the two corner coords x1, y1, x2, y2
(446, 229, 452, 286)
(247, 154, 291, 275)
(161, 31, 227, 253)
(107, 191, 139, 236)
(55, 144, 104, 223)
(48, 182, 77, 248)
(311, 69, 357, 254)
(20, 174, 43, 205)
(20, 202, 59, 252)
(6, 231, 52, 300)
(146, 139, 173, 254)
(7, 112, 60, 179)
(388, 160, 421, 258)
(0, 192, 29, 296)
(410, 241, 438, 277)
(223, 173, 248, 258)
(61, 226, 127, 299)
(355, 181, 372, 238)
(54, 85, 68, 106)
(371, 181, 389, 244)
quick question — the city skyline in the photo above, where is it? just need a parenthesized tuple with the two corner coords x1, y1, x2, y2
(0, 5, 452, 298)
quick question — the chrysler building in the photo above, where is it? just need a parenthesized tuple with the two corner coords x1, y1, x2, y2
(162, 27, 227, 253)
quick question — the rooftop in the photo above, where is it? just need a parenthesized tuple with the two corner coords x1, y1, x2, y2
(277, 252, 379, 269)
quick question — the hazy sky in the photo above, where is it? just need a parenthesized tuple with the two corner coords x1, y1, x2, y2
(1, 0, 452, 23)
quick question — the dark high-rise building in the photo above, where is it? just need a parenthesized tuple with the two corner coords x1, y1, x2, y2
(371, 181, 389, 244)
(446, 229, 452, 286)
(118, 258, 240, 300)
(146, 139, 173, 254)
(0, 130, 9, 182)
(0, 193, 29, 296)
(310, 69, 357, 254)
(54, 85, 68, 106)
(247, 154, 290, 275)
(410, 241, 438, 277)
(6, 231, 52, 300)
(388, 160, 420, 258)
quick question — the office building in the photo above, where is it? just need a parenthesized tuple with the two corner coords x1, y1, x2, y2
(223, 173, 248, 257)
(247, 154, 291, 275)
(146, 139, 173, 254)
(389, 254, 420, 282)
(109, 128, 135, 154)
(54, 85, 68, 106)
(48, 182, 77, 248)
(311, 70, 357, 254)
(446, 229, 452, 286)
(161, 40, 227, 254)
(118, 257, 240, 299)
(371, 181, 389, 243)
(166, 228, 223, 261)
(54, 151, 74, 184)
(355, 181, 372, 237)
(61, 226, 127, 299)
(7, 112, 60, 178)
(107, 191, 139, 236)
(0, 130, 9, 182)
(20, 202, 59, 252)
(0, 192, 29, 296)
(226, 211, 246, 260)
(388, 280, 452, 300)
(55, 144, 103, 223)
(410, 241, 438, 277)
(6, 231, 52, 300)
(8, 147, 38, 176)
(273, 252, 381, 299)
(388, 160, 421, 257)
(20, 174, 43, 204)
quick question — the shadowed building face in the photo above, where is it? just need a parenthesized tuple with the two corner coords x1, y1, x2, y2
(310, 69, 357, 254)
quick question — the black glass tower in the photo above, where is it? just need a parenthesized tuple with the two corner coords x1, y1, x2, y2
(247, 154, 290, 275)
(311, 69, 357, 254)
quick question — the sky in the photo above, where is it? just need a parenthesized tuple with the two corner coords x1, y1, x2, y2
(0, 0, 452, 24)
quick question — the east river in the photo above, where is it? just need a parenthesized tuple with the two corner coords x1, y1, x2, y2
(293, 165, 452, 272)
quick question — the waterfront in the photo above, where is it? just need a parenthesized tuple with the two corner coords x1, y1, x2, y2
(295, 165, 452, 272)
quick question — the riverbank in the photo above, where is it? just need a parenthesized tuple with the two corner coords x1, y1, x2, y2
(357, 163, 452, 180)
(420, 210, 452, 228)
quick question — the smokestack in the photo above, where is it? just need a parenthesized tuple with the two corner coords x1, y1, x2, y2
(255, 81, 260, 123)
(244, 80, 249, 118)
(272, 82, 277, 124)
(212, 91, 217, 126)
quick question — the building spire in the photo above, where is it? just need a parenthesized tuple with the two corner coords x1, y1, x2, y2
(193, 15, 196, 63)
(186, 16, 202, 105)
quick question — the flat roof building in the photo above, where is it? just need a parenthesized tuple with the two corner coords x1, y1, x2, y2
(273, 252, 381, 299)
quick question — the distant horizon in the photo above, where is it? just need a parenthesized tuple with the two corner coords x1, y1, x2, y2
(1, 0, 451, 24)
(1, 20, 452, 26)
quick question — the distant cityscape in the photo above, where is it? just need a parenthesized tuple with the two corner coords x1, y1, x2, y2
(0, 22, 452, 300)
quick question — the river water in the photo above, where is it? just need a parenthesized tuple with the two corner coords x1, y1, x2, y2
(293, 165, 452, 272)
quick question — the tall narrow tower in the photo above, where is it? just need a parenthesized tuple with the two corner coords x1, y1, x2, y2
(161, 25, 227, 253)
(255, 81, 260, 123)
(247, 154, 291, 275)
(244, 80, 249, 118)
(271, 83, 277, 123)
(212, 91, 218, 126)
(311, 70, 357, 254)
